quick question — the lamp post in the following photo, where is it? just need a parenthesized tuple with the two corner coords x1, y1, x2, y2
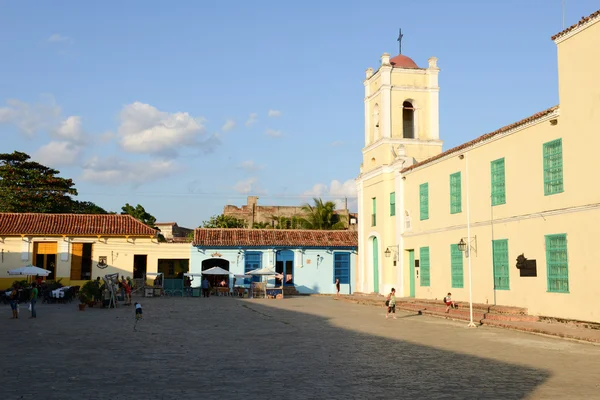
(384, 245, 399, 266)
(459, 152, 477, 328)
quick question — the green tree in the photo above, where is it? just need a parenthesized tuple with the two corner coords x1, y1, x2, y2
(271, 215, 303, 229)
(202, 214, 247, 228)
(121, 203, 157, 227)
(300, 197, 346, 230)
(70, 200, 109, 214)
(0, 151, 106, 213)
(252, 221, 271, 229)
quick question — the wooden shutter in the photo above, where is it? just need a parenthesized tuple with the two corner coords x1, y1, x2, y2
(70, 243, 83, 280)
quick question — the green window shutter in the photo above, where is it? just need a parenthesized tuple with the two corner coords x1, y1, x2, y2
(543, 139, 564, 196)
(492, 239, 510, 290)
(450, 172, 462, 214)
(419, 183, 429, 220)
(491, 158, 506, 206)
(420, 246, 430, 286)
(545, 234, 569, 293)
(390, 192, 396, 216)
(450, 244, 464, 288)
(371, 197, 376, 227)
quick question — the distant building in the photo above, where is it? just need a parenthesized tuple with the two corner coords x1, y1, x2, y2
(223, 196, 358, 230)
(155, 222, 193, 242)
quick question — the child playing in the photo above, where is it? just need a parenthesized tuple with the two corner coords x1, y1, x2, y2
(386, 288, 397, 319)
(134, 302, 143, 331)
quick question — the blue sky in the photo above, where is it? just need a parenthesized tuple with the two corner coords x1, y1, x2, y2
(1, 0, 597, 228)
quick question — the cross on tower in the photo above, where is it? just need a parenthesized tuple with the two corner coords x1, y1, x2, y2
(397, 29, 404, 54)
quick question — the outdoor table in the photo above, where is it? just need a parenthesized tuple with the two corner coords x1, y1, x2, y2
(51, 286, 71, 298)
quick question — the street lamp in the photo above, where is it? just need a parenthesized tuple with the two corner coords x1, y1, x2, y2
(459, 151, 477, 328)
(384, 245, 399, 266)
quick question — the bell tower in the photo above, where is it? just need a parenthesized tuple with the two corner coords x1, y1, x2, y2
(361, 49, 443, 173)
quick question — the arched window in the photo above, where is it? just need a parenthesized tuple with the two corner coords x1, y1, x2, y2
(403, 101, 415, 139)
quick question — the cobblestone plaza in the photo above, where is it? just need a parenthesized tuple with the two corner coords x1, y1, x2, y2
(2, 296, 599, 399)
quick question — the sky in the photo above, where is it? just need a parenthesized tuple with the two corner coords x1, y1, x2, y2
(1, 0, 597, 228)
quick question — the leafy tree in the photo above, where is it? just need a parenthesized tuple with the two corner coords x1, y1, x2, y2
(121, 203, 157, 228)
(202, 214, 247, 228)
(300, 197, 346, 230)
(0, 151, 107, 213)
(252, 221, 271, 229)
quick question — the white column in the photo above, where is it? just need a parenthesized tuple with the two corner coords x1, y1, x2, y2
(380, 68, 392, 139)
(356, 178, 365, 293)
(396, 171, 405, 296)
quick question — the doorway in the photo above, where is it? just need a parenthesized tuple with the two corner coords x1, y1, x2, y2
(133, 255, 147, 279)
(408, 250, 415, 297)
(372, 237, 379, 293)
(71, 243, 93, 280)
(201, 258, 230, 287)
(275, 250, 294, 286)
(34, 242, 57, 280)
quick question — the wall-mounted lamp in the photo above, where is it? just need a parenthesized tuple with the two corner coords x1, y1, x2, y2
(316, 254, 324, 267)
(237, 249, 245, 264)
(384, 245, 400, 266)
(457, 236, 477, 258)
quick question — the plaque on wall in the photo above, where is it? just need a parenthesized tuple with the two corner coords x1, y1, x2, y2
(516, 254, 537, 277)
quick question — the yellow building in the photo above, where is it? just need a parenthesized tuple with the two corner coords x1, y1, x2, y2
(0, 213, 190, 288)
(356, 9, 600, 323)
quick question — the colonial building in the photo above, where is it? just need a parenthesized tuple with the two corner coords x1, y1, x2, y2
(155, 222, 194, 242)
(0, 213, 190, 288)
(356, 10, 600, 323)
(224, 196, 358, 230)
(191, 229, 358, 294)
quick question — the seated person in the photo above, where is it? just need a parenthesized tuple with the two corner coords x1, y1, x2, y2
(444, 292, 458, 313)
(219, 279, 227, 287)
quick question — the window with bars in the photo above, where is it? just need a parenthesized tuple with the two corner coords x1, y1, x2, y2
(419, 183, 429, 220)
(543, 139, 564, 195)
(420, 246, 430, 286)
(334, 252, 350, 284)
(492, 239, 510, 290)
(390, 192, 396, 216)
(244, 252, 262, 285)
(450, 244, 464, 288)
(450, 172, 461, 214)
(371, 197, 376, 226)
(491, 158, 506, 206)
(545, 234, 569, 293)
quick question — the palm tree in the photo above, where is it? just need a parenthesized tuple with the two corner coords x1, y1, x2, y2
(300, 198, 346, 230)
(252, 221, 271, 229)
(271, 215, 303, 229)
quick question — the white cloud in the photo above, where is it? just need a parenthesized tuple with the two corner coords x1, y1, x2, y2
(268, 109, 281, 117)
(48, 34, 72, 44)
(81, 155, 179, 185)
(221, 119, 236, 132)
(237, 160, 264, 172)
(245, 113, 258, 127)
(0, 96, 62, 136)
(98, 130, 115, 144)
(34, 141, 83, 167)
(303, 179, 357, 211)
(53, 116, 86, 143)
(117, 102, 213, 157)
(233, 177, 266, 194)
(330, 140, 344, 147)
(265, 129, 282, 137)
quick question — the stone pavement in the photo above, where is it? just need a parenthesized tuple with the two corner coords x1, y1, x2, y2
(2, 296, 600, 399)
(335, 294, 600, 344)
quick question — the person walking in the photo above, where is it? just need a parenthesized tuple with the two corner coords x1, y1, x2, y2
(29, 283, 38, 318)
(335, 278, 341, 297)
(201, 277, 210, 298)
(386, 288, 397, 319)
(9, 284, 19, 319)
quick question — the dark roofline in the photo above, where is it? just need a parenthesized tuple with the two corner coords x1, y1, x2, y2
(401, 105, 559, 174)
(551, 9, 600, 41)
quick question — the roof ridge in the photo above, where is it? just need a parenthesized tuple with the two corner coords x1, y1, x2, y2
(551, 9, 600, 41)
(402, 105, 559, 173)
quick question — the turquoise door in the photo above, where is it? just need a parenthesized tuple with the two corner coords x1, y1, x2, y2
(372, 237, 379, 293)
(408, 250, 415, 297)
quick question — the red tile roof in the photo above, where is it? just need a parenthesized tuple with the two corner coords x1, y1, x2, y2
(390, 54, 420, 69)
(0, 213, 158, 236)
(551, 9, 600, 41)
(401, 105, 559, 173)
(193, 229, 358, 248)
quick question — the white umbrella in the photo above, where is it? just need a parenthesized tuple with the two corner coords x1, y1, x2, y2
(246, 267, 278, 276)
(8, 265, 51, 276)
(201, 267, 233, 275)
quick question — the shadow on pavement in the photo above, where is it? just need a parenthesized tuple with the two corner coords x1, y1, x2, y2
(0, 297, 550, 399)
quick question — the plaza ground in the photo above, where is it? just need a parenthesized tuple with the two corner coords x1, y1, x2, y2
(2, 296, 599, 399)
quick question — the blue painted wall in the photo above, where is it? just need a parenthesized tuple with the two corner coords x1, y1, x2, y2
(190, 247, 356, 294)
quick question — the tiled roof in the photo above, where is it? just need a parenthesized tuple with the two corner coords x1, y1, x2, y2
(551, 9, 600, 41)
(401, 105, 559, 173)
(193, 229, 358, 248)
(0, 213, 158, 236)
(390, 54, 420, 69)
